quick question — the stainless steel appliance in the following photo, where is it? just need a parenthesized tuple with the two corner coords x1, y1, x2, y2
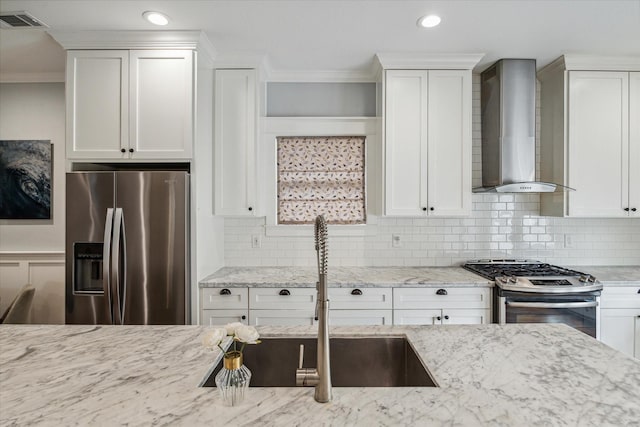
(65, 171, 189, 325)
(475, 59, 571, 193)
(463, 260, 602, 337)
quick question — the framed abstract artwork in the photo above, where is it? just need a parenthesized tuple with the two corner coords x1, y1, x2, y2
(0, 140, 52, 219)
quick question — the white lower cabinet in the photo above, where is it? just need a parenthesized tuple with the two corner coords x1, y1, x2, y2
(393, 287, 491, 325)
(249, 310, 316, 326)
(201, 309, 248, 326)
(599, 285, 640, 359)
(200, 285, 492, 327)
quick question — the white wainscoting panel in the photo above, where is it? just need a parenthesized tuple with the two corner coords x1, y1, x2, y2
(0, 252, 65, 324)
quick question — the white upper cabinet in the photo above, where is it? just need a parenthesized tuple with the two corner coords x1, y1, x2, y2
(66, 49, 194, 160)
(214, 69, 258, 216)
(383, 68, 472, 216)
(129, 50, 193, 159)
(539, 56, 640, 217)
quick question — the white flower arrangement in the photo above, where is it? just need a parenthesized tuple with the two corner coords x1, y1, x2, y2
(202, 323, 261, 359)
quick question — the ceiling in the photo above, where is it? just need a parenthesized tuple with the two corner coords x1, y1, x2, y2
(1, 0, 640, 82)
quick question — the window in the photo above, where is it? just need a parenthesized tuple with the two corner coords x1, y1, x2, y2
(277, 136, 366, 224)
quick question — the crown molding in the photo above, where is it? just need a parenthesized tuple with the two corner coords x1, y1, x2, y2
(48, 30, 216, 63)
(375, 52, 484, 70)
(560, 54, 640, 71)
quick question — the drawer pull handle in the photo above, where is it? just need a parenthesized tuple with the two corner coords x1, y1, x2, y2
(436, 316, 442, 321)
(279, 289, 291, 296)
(241, 315, 246, 320)
(637, 289, 640, 294)
(436, 289, 448, 296)
(444, 315, 449, 320)
(219, 288, 231, 295)
(351, 289, 363, 296)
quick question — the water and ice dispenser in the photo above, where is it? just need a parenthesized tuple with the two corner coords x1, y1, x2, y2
(73, 242, 104, 293)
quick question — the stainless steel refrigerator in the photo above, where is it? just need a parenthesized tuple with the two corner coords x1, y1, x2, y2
(65, 171, 189, 325)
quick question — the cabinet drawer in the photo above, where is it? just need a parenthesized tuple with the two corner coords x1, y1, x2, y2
(249, 309, 316, 326)
(393, 287, 491, 310)
(201, 288, 248, 310)
(330, 309, 393, 326)
(600, 286, 640, 309)
(200, 309, 248, 326)
(249, 288, 316, 310)
(328, 287, 392, 310)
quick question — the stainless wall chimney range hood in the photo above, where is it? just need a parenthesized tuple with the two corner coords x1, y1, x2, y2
(475, 59, 572, 193)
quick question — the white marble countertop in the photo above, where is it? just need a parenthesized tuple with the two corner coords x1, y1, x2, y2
(570, 266, 640, 286)
(199, 267, 492, 288)
(1, 324, 639, 426)
(199, 266, 640, 289)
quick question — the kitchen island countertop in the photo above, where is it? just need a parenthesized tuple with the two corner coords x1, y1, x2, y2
(1, 323, 639, 426)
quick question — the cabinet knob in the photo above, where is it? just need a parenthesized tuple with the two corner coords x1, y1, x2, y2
(430, 207, 434, 211)
(279, 289, 291, 296)
(436, 288, 448, 296)
(444, 315, 450, 320)
(624, 207, 630, 211)
(632, 208, 637, 212)
(351, 288, 363, 296)
(422, 207, 427, 212)
(241, 315, 246, 320)
(248, 207, 253, 212)
(129, 148, 134, 153)
(219, 288, 231, 295)
(120, 148, 126, 153)
(436, 316, 442, 321)
(637, 289, 640, 294)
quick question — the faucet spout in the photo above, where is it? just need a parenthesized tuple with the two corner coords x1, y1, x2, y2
(296, 215, 332, 403)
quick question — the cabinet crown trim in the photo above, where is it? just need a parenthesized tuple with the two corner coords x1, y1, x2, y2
(49, 30, 215, 64)
(375, 53, 484, 70)
(539, 55, 640, 79)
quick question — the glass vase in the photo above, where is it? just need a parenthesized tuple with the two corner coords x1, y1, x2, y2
(215, 351, 252, 406)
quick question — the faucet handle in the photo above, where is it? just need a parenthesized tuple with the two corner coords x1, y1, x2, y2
(298, 344, 304, 369)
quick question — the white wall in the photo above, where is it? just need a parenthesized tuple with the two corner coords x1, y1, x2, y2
(0, 83, 66, 323)
(223, 75, 640, 268)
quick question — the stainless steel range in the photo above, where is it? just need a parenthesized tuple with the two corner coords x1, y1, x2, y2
(463, 260, 603, 338)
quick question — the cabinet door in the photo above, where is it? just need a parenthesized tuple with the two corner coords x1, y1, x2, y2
(384, 70, 428, 216)
(568, 71, 629, 217)
(330, 310, 393, 326)
(442, 308, 491, 325)
(200, 309, 248, 326)
(249, 310, 316, 326)
(600, 308, 640, 358)
(427, 70, 472, 216)
(214, 69, 257, 215)
(629, 72, 640, 216)
(393, 309, 442, 325)
(129, 50, 193, 159)
(66, 50, 128, 159)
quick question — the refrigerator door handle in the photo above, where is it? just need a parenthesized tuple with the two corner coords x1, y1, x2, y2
(112, 208, 127, 325)
(103, 208, 114, 324)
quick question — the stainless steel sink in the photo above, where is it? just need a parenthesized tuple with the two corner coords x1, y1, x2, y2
(202, 337, 438, 387)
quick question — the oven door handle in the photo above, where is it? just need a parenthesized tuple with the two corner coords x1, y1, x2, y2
(506, 301, 598, 309)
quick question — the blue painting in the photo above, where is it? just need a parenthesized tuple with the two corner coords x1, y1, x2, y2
(0, 140, 51, 219)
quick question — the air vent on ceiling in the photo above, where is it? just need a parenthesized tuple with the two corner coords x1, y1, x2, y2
(0, 11, 48, 28)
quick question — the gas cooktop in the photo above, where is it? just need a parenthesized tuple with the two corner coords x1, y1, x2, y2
(462, 259, 602, 293)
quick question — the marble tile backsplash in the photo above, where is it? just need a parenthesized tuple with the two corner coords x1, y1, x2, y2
(224, 75, 640, 267)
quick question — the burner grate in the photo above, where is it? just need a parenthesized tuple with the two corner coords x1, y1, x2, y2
(463, 262, 585, 280)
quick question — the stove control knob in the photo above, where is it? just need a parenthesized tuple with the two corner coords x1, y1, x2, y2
(579, 275, 588, 282)
(509, 276, 517, 284)
(587, 275, 597, 283)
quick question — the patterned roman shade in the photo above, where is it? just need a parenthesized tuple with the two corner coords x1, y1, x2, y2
(277, 136, 366, 224)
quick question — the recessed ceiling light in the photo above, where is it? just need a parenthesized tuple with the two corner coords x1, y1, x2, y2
(143, 11, 169, 26)
(417, 15, 441, 28)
